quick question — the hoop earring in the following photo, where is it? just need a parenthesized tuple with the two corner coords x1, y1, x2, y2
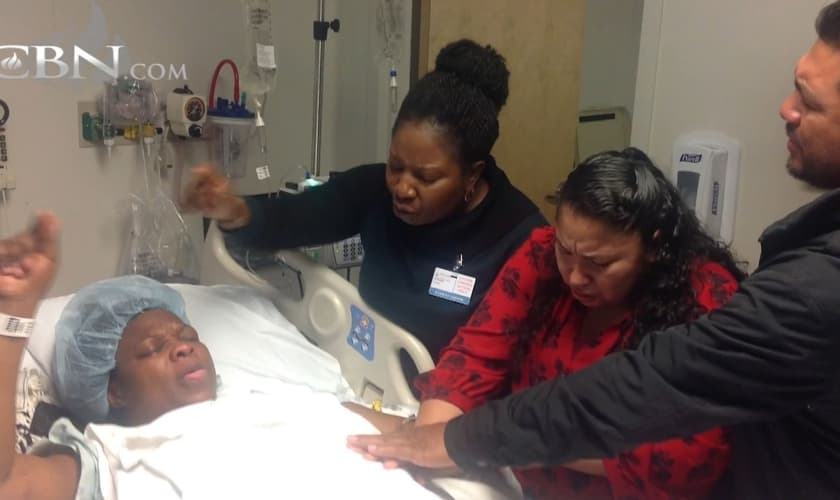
(464, 187, 475, 203)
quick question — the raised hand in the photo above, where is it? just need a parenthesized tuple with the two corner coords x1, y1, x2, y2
(181, 164, 250, 228)
(0, 213, 60, 318)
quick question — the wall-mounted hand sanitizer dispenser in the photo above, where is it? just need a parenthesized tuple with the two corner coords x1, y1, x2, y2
(672, 131, 740, 244)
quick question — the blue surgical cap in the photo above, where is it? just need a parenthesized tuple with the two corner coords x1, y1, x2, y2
(53, 275, 189, 423)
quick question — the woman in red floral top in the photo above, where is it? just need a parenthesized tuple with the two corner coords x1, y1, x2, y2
(411, 148, 746, 500)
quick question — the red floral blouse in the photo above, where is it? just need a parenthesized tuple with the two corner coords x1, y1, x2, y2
(416, 227, 738, 500)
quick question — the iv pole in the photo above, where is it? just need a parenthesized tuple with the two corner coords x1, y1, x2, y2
(311, 0, 340, 178)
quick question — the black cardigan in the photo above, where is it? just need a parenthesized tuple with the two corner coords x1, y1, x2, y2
(223, 158, 546, 360)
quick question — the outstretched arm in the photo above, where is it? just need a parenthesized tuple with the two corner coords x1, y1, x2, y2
(348, 254, 840, 471)
(443, 259, 838, 468)
(0, 214, 79, 500)
(182, 163, 385, 250)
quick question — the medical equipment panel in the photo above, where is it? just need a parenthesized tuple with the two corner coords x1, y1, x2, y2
(166, 86, 207, 138)
(262, 183, 365, 270)
(301, 235, 364, 270)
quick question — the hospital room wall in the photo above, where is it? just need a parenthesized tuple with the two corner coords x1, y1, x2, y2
(320, 1, 413, 174)
(3, 0, 410, 296)
(578, 0, 643, 115)
(0, 0, 241, 296)
(631, 0, 830, 269)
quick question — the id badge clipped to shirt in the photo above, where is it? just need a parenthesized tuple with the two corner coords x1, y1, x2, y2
(428, 267, 476, 305)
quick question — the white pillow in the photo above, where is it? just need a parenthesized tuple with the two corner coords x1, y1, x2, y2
(25, 282, 350, 398)
(169, 284, 350, 396)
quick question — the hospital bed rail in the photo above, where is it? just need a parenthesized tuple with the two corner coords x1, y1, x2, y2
(200, 222, 433, 407)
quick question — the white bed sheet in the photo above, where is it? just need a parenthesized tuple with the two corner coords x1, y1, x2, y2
(49, 384, 440, 500)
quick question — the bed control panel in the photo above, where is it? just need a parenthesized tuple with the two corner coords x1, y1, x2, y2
(301, 235, 364, 270)
(332, 235, 364, 267)
(347, 305, 375, 361)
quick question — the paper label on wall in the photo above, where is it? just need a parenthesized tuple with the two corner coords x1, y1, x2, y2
(256, 44, 276, 69)
(428, 267, 476, 305)
(256, 165, 271, 180)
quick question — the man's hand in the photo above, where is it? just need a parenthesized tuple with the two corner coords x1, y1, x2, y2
(347, 422, 456, 470)
(0, 213, 60, 318)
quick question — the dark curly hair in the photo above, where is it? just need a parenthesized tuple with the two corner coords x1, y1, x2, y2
(393, 38, 509, 167)
(554, 147, 747, 346)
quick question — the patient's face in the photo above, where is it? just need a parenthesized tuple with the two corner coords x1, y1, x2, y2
(554, 205, 647, 309)
(780, 40, 840, 189)
(108, 309, 217, 426)
(386, 120, 475, 225)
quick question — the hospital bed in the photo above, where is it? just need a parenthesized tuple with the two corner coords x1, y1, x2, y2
(18, 281, 459, 500)
(200, 222, 430, 407)
(199, 222, 523, 500)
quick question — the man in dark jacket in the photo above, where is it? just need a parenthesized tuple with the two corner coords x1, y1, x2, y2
(347, 3, 840, 498)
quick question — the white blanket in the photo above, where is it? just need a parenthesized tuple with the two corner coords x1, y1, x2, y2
(68, 385, 437, 500)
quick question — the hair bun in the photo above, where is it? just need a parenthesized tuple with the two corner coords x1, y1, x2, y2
(434, 39, 510, 111)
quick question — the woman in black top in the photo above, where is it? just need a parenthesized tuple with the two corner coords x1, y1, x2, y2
(183, 39, 546, 361)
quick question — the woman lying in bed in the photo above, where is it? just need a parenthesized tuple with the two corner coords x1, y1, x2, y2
(0, 214, 438, 500)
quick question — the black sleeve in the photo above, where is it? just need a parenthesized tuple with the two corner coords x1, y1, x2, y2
(222, 164, 386, 249)
(443, 251, 840, 468)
